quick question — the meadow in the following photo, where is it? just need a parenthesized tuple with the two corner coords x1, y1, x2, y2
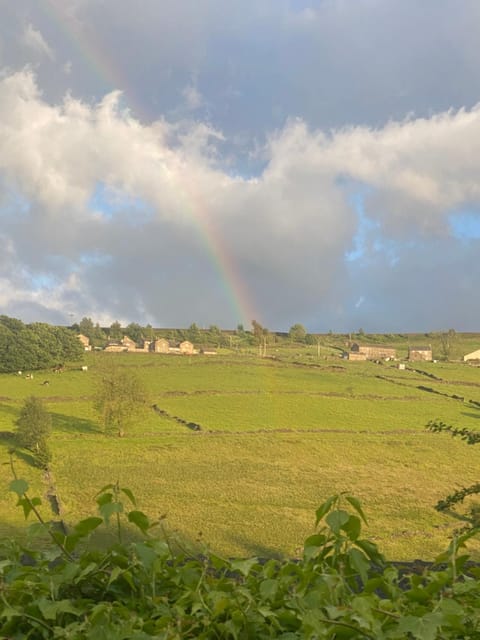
(1, 341, 480, 561)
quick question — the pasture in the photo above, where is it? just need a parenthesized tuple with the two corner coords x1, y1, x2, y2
(1, 348, 480, 561)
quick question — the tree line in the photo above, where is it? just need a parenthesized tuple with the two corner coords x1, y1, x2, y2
(74, 316, 319, 349)
(0, 316, 84, 373)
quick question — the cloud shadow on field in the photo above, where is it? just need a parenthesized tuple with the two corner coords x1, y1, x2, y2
(226, 532, 284, 561)
(50, 412, 101, 435)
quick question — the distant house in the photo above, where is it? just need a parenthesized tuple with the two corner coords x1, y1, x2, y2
(347, 352, 367, 361)
(350, 344, 396, 360)
(179, 340, 195, 355)
(121, 335, 137, 351)
(104, 342, 126, 352)
(464, 349, 480, 362)
(408, 346, 432, 362)
(151, 338, 170, 354)
(77, 334, 92, 351)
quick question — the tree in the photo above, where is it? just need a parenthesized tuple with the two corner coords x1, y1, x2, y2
(251, 320, 264, 343)
(439, 328, 457, 360)
(78, 317, 95, 340)
(125, 323, 144, 345)
(289, 323, 307, 343)
(93, 363, 147, 437)
(186, 323, 201, 343)
(0, 316, 83, 373)
(109, 321, 123, 341)
(15, 396, 52, 468)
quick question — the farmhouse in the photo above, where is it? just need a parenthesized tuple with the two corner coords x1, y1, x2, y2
(350, 343, 396, 360)
(104, 342, 125, 352)
(77, 334, 92, 351)
(464, 349, 480, 362)
(347, 352, 367, 361)
(408, 346, 433, 362)
(151, 338, 170, 353)
(121, 335, 137, 351)
(179, 340, 195, 355)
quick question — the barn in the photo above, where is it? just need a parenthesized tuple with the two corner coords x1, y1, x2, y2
(408, 346, 433, 362)
(350, 344, 396, 360)
(464, 349, 480, 362)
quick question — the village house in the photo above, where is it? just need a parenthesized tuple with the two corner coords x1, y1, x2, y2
(464, 349, 480, 362)
(346, 351, 367, 361)
(350, 343, 396, 360)
(77, 334, 92, 351)
(121, 335, 137, 351)
(408, 346, 433, 361)
(179, 340, 195, 355)
(151, 338, 170, 353)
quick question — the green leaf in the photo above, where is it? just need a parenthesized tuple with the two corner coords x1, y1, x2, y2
(259, 578, 278, 601)
(230, 557, 258, 577)
(315, 495, 337, 526)
(127, 510, 150, 534)
(397, 613, 444, 640)
(326, 509, 350, 534)
(17, 497, 34, 519)
(96, 492, 113, 507)
(121, 487, 137, 506)
(345, 496, 368, 524)
(342, 514, 362, 541)
(355, 538, 384, 564)
(9, 478, 28, 496)
(37, 597, 81, 621)
(98, 501, 123, 524)
(348, 547, 370, 583)
(74, 516, 103, 537)
(96, 483, 115, 495)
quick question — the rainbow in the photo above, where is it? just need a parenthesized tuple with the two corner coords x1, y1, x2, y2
(38, 0, 259, 327)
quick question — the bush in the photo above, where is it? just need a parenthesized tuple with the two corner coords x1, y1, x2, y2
(15, 396, 51, 468)
(2, 482, 480, 638)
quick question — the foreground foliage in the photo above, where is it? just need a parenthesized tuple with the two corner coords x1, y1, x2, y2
(427, 420, 480, 529)
(1, 482, 480, 639)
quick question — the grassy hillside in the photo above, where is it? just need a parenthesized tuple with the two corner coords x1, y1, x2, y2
(1, 339, 480, 560)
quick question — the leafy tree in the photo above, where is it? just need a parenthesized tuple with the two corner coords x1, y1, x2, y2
(439, 328, 457, 360)
(92, 323, 107, 346)
(125, 322, 144, 345)
(78, 317, 95, 340)
(0, 316, 83, 373)
(109, 321, 123, 341)
(144, 324, 155, 342)
(251, 319, 264, 343)
(15, 396, 51, 468)
(186, 323, 201, 343)
(289, 323, 307, 343)
(93, 362, 147, 437)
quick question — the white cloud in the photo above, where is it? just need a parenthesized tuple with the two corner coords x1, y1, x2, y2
(22, 23, 55, 61)
(0, 70, 479, 329)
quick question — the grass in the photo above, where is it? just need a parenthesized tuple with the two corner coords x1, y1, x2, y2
(1, 344, 480, 560)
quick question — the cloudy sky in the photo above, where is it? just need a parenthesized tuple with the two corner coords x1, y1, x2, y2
(1, 0, 480, 332)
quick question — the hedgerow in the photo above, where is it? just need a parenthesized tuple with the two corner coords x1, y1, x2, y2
(1, 478, 480, 639)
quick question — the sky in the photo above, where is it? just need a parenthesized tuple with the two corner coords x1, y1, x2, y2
(1, 0, 480, 332)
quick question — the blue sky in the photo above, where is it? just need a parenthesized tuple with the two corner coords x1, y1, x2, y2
(0, 0, 480, 332)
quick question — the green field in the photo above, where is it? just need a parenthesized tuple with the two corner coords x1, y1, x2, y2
(1, 346, 480, 561)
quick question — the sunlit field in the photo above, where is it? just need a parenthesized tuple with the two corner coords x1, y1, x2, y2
(1, 348, 480, 560)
